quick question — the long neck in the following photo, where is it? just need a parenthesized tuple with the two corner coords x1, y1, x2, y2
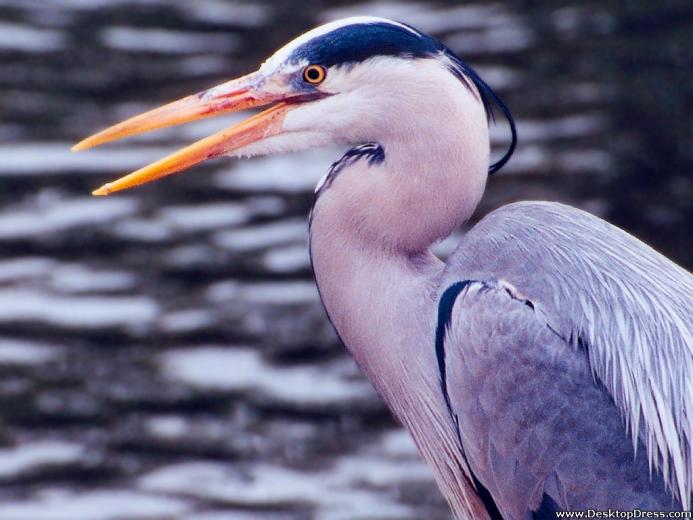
(308, 80, 491, 518)
(310, 207, 484, 518)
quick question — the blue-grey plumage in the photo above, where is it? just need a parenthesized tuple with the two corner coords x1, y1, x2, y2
(438, 201, 691, 517)
(75, 16, 692, 520)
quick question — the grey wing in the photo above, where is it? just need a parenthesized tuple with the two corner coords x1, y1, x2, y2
(437, 201, 692, 517)
(439, 281, 681, 519)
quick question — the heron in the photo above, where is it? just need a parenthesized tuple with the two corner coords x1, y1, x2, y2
(73, 17, 691, 519)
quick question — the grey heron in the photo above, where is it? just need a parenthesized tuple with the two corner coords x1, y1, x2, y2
(73, 17, 692, 519)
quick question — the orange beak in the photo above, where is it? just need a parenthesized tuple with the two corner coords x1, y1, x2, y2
(72, 72, 295, 196)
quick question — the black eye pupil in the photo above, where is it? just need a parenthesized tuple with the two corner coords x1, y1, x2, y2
(307, 68, 319, 80)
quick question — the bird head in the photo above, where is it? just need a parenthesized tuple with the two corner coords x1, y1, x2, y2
(73, 16, 515, 196)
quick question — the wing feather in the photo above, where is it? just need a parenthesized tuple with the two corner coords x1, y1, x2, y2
(439, 280, 682, 517)
(441, 201, 692, 508)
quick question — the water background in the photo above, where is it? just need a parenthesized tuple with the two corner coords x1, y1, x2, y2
(0, 1, 690, 519)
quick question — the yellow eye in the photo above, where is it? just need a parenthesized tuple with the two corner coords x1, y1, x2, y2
(303, 64, 326, 84)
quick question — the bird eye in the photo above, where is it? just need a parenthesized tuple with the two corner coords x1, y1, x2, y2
(303, 64, 326, 85)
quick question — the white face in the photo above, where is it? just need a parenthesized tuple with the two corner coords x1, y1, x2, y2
(230, 53, 467, 159)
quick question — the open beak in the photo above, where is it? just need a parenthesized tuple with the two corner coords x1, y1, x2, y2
(72, 72, 294, 195)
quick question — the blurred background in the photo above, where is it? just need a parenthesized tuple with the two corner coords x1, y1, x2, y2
(0, 1, 690, 519)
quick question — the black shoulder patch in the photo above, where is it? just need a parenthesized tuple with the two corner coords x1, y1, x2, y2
(435, 280, 504, 520)
(435, 281, 473, 418)
(289, 22, 439, 68)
